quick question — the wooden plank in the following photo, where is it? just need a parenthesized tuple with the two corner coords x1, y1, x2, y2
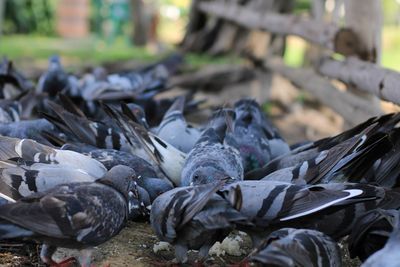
(168, 65, 255, 91)
(318, 57, 400, 106)
(264, 58, 383, 125)
(197, 1, 358, 56)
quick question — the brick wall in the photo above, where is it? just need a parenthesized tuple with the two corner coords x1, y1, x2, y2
(56, 0, 90, 38)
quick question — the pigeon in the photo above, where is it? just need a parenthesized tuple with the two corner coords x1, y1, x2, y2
(0, 119, 61, 146)
(43, 101, 132, 150)
(134, 176, 173, 202)
(248, 228, 341, 267)
(125, 103, 150, 129)
(127, 180, 152, 220)
(134, 92, 205, 127)
(181, 109, 244, 186)
(0, 99, 21, 123)
(348, 209, 399, 262)
(104, 103, 187, 186)
(246, 113, 400, 180)
(0, 58, 34, 97)
(259, 126, 396, 185)
(0, 157, 99, 200)
(150, 181, 247, 262)
(43, 101, 158, 167)
(0, 136, 107, 202)
(220, 180, 400, 245)
(77, 54, 183, 102)
(62, 146, 159, 178)
(60, 146, 172, 202)
(155, 95, 201, 153)
(361, 210, 400, 267)
(0, 136, 107, 177)
(0, 165, 132, 266)
(36, 55, 70, 97)
(228, 99, 289, 172)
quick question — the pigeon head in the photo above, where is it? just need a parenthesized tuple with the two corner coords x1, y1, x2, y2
(234, 99, 263, 123)
(126, 103, 149, 128)
(128, 183, 151, 220)
(190, 166, 229, 185)
(48, 55, 61, 70)
(98, 165, 136, 198)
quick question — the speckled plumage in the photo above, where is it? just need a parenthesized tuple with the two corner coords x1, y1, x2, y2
(181, 129, 244, 186)
(0, 165, 131, 266)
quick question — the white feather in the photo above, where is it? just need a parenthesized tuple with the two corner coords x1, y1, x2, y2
(0, 192, 16, 203)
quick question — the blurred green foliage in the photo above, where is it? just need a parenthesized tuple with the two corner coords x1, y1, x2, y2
(3, 0, 56, 35)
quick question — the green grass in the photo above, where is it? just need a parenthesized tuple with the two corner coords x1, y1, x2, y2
(0, 34, 241, 70)
(0, 35, 157, 65)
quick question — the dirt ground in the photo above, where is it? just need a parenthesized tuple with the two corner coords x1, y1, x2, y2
(0, 72, 363, 267)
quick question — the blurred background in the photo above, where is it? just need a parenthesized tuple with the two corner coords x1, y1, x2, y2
(1, 0, 400, 72)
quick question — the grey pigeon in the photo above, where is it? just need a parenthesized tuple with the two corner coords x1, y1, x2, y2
(0, 119, 60, 146)
(248, 228, 341, 267)
(62, 147, 159, 178)
(0, 165, 132, 266)
(260, 126, 397, 185)
(150, 181, 247, 262)
(44, 101, 161, 171)
(0, 58, 34, 96)
(361, 210, 400, 267)
(181, 109, 243, 186)
(0, 136, 107, 202)
(348, 209, 399, 262)
(60, 145, 172, 201)
(134, 176, 173, 202)
(0, 136, 107, 178)
(127, 180, 151, 220)
(104, 104, 187, 186)
(220, 180, 400, 245)
(36, 55, 70, 97)
(246, 112, 400, 180)
(44, 101, 134, 152)
(229, 99, 289, 172)
(0, 99, 21, 123)
(78, 54, 182, 101)
(155, 95, 201, 153)
(125, 103, 149, 129)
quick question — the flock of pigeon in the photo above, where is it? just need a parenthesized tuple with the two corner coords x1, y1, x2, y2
(0, 54, 400, 267)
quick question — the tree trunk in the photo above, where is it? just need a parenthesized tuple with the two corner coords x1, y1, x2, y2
(131, 0, 148, 46)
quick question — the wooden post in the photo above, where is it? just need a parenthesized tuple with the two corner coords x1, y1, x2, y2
(132, 0, 148, 46)
(303, 0, 326, 67)
(342, 0, 383, 120)
(344, 0, 382, 63)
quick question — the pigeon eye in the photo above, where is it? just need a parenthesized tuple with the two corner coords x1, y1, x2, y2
(193, 175, 199, 180)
